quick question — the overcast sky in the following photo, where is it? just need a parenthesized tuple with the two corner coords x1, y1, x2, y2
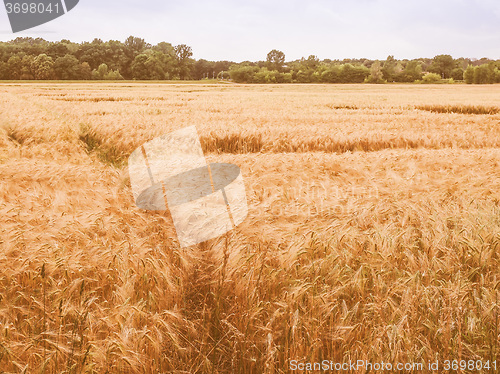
(1, 0, 499, 61)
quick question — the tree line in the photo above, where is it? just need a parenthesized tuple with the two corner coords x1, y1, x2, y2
(230, 51, 500, 84)
(0, 36, 226, 80)
(0, 37, 499, 84)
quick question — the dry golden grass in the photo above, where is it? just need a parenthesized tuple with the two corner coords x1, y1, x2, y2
(0, 82, 499, 373)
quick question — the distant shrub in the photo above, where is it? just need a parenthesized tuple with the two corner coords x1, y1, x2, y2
(104, 70, 124, 80)
(422, 73, 441, 83)
(228, 65, 259, 83)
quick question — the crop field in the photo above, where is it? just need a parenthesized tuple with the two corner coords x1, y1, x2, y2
(0, 82, 499, 373)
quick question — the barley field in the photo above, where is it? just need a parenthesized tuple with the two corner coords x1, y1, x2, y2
(0, 82, 499, 373)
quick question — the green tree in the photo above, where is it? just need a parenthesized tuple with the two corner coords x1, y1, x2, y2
(303, 55, 319, 70)
(429, 55, 455, 79)
(253, 68, 269, 83)
(450, 67, 464, 81)
(79, 62, 92, 80)
(320, 65, 341, 83)
(131, 52, 169, 80)
(266, 49, 285, 72)
(47, 42, 69, 59)
(104, 40, 132, 78)
(54, 54, 81, 79)
(0, 61, 8, 80)
(124, 36, 149, 55)
(473, 64, 494, 84)
(382, 55, 397, 82)
(131, 54, 151, 79)
(401, 61, 422, 82)
(7, 55, 22, 79)
(193, 59, 213, 80)
(495, 68, 500, 83)
(31, 54, 54, 80)
(365, 61, 386, 83)
(282, 72, 293, 83)
(214, 61, 232, 77)
(76, 43, 106, 70)
(340, 64, 370, 83)
(154, 42, 174, 55)
(295, 69, 314, 83)
(228, 64, 259, 83)
(174, 44, 193, 80)
(92, 63, 109, 80)
(253, 68, 285, 83)
(152, 42, 177, 79)
(20, 55, 35, 79)
(463, 65, 475, 84)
